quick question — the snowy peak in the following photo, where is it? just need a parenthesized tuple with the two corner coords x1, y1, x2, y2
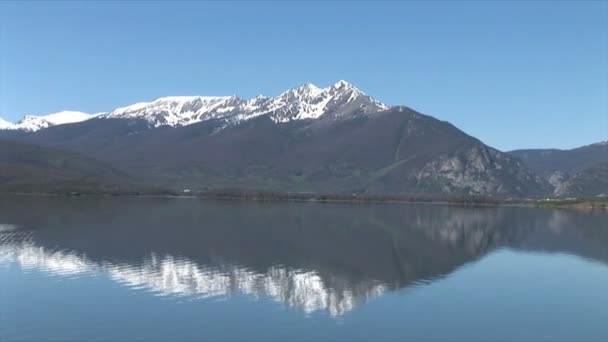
(36, 110, 93, 125)
(105, 96, 239, 127)
(111, 96, 235, 116)
(0, 111, 94, 132)
(15, 116, 54, 131)
(259, 81, 387, 122)
(2, 81, 389, 132)
(331, 80, 356, 91)
(17, 111, 94, 132)
(296, 83, 323, 95)
(101, 80, 388, 127)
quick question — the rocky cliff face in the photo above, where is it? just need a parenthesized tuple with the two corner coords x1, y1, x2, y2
(418, 144, 546, 195)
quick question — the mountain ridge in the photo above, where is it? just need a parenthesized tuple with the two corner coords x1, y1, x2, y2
(2, 81, 387, 132)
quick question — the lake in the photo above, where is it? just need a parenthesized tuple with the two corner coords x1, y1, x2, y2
(1, 196, 607, 341)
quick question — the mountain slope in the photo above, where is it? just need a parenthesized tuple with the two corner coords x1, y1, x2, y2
(18, 106, 549, 196)
(555, 161, 608, 197)
(0, 139, 156, 194)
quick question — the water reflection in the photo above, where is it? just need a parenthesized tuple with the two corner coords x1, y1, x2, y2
(0, 238, 385, 316)
(1, 196, 607, 316)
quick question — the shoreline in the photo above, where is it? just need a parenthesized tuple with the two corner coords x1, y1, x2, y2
(2, 190, 606, 212)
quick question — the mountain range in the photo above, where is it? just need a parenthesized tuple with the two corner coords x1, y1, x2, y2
(1, 81, 385, 131)
(1, 81, 605, 198)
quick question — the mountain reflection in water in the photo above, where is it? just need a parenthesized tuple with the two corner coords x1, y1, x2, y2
(1, 196, 607, 317)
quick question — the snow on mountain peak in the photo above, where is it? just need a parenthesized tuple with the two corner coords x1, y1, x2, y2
(34, 111, 93, 125)
(259, 81, 386, 122)
(332, 80, 354, 89)
(106, 95, 240, 127)
(0, 111, 94, 132)
(2, 81, 389, 132)
(277, 83, 323, 99)
(100, 80, 387, 127)
(298, 83, 323, 95)
(111, 96, 233, 115)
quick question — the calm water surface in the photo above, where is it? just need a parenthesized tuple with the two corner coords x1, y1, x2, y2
(1, 196, 607, 341)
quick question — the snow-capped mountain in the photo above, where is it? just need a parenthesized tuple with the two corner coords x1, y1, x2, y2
(103, 80, 388, 127)
(105, 96, 243, 127)
(0, 111, 95, 132)
(259, 80, 388, 123)
(1, 81, 387, 132)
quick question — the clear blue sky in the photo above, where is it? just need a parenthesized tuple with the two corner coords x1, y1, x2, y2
(1, 1, 606, 151)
